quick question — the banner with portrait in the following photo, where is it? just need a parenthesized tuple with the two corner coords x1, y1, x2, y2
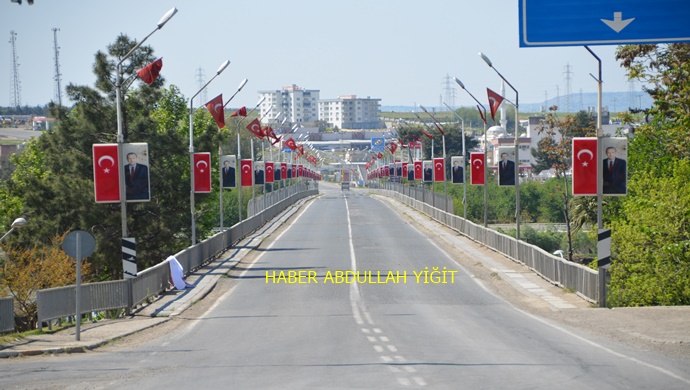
(602, 137, 628, 196)
(497, 146, 516, 187)
(450, 156, 465, 184)
(123, 142, 151, 202)
(220, 155, 236, 189)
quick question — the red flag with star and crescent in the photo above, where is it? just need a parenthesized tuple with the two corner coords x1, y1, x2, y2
(246, 118, 265, 139)
(414, 161, 423, 181)
(205, 94, 225, 129)
(230, 106, 247, 117)
(487, 88, 505, 121)
(572, 138, 598, 196)
(264, 126, 278, 141)
(136, 58, 163, 85)
(470, 152, 485, 185)
(93, 143, 121, 203)
(265, 161, 275, 184)
(240, 159, 253, 187)
(194, 153, 212, 193)
(433, 157, 445, 182)
(477, 105, 487, 124)
(284, 138, 297, 150)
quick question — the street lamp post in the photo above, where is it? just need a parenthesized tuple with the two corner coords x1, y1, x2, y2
(0, 218, 27, 242)
(479, 52, 521, 251)
(189, 59, 231, 245)
(443, 102, 467, 220)
(219, 78, 249, 230)
(585, 45, 607, 308)
(115, 7, 177, 242)
(455, 77, 489, 228)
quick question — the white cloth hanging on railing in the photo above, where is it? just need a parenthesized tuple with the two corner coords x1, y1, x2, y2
(167, 256, 194, 290)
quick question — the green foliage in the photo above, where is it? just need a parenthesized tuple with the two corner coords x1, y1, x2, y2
(520, 226, 562, 254)
(606, 43, 690, 306)
(0, 35, 229, 281)
(608, 159, 690, 306)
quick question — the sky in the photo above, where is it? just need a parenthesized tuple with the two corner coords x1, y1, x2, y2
(2, 0, 642, 110)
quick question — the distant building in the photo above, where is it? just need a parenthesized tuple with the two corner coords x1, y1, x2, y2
(258, 85, 320, 125)
(318, 95, 382, 130)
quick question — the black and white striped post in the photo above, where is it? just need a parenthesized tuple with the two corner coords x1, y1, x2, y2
(597, 229, 611, 307)
(122, 237, 137, 279)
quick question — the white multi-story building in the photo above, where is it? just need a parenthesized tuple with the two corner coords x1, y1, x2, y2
(318, 95, 382, 130)
(258, 85, 320, 125)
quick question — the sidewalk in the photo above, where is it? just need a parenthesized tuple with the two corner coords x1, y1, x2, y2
(0, 196, 312, 359)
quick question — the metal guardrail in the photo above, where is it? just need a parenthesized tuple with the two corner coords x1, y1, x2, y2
(381, 182, 454, 214)
(28, 185, 317, 331)
(375, 187, 599, 303)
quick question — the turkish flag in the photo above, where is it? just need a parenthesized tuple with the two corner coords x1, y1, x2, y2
(246, 118, 265, 139)
(240, 159, 253, 186)
(434, 157, 445, 182)
(298, 164, 304, 178)
(136, 58, 163, 85)
(433, 122, 445, 136)
(421, 129, 433, 139)
(292, 164, 297, 178)
(487, 88, 505, 121)
(414, 161, 423, 180)
(477, 105, 487, 124)
(281, 162, 287, 180)
(264, 126, 277, 140)
(402, 162, 408, 179)
(470, 152, 485, 185)
(93, 143, 121, 203)
(284, 138, 297, 150)
(572, 138, 598, 195)
(205, 94, 225, 129)
(230, 106, 247, 117)
(194, 153, 212, 193)
(377, 152, 383, 159)
(265, 162, 275, 184)
(389, 142, 397, 154)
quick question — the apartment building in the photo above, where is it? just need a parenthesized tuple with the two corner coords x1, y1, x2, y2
(258, 85, 320, 125)
(318, 95, 382, 130)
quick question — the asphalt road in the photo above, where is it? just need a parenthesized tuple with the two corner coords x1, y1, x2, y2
(0, 128, 42, 141)
(1, 183, 688, 389)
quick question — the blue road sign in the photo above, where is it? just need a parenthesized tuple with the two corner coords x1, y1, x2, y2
(519, 0, 690, 47)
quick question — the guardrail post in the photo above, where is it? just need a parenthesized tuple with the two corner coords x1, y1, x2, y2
(126, 278, 134, 315)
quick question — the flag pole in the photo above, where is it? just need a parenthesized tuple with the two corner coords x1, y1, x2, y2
(455, 77, 489, 228)
(444, 102, 467, 220)
(586, 45, 607, 308)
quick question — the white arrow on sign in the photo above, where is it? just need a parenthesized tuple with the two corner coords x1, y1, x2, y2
(601, 12, 635, 33)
